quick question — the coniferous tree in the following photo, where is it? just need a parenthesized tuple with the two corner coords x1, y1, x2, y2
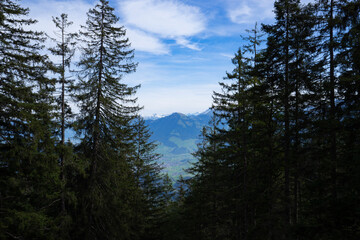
(0, 0, 60, 238)
(211, 49, 247, 239)
(262, 1, 311, 237)
(48, 13, 78, 216)
(72, 0, 139, 238)
(1, 0, 360, 239)
(174, 1, 360, 239)
(181, 49, 255, 240)
(130, 116, 174, 240)
(338, 0, 360, 214)
(311, 0, 360, 238)
(337, 2, 360, 236)
(242, 22, 265, 69)
(186, 115, 230, 240)
(297, 1, 343, 238)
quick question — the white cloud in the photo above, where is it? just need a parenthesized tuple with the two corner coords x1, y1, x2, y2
(22, 0, 93, 62)
(23, 0, 170, 55)
(175, 38, 201, 51)
(220, 53, 234, 59)
(119, 0, 207, 50)
(228, 4, 253, 24)
(226, 0, 274, 24)
(23, 0, 92, 34)
(126, 28, 170, 55)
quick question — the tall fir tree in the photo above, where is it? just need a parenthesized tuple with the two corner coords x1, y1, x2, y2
(262, 1, 310, 238)
(130, 116, 174, 240)
(183, 48, 256, 240)
(48, 13, 78, 217)
(0, 0, 60, 238)
(72, 0, 140, 238)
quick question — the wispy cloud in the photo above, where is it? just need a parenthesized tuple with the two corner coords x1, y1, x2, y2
(118, 0, 207, 50)
(220, 53, 234, 59)
(175, 37, 201, 51)
(23, 0, 174, 55)
(23, 0, 92, 34)
(226, 0, 274, 24)
(228, 4, 253, 24)
(126, 28, 170, 55)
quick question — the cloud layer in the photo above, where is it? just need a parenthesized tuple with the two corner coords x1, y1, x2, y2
(23, 0, 207, 54)
(126, 28, 170, 55)
(119, 0, 207, 52)
(120, 0, 206, 37)
(24, 0, 92, 34)
(227, 0, 274, 24)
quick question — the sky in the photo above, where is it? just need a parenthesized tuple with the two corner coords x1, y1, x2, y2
(23, 0, 312, 116)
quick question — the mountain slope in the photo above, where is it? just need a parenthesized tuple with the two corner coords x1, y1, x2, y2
(145, 110, 212, 178)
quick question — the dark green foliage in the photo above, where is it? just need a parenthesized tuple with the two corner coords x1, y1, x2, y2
(0, 0, 173, 239)
(70, 0, 143, 238)
(130, 116, 175, 240)
(1, 0, 359, 239)
(170, 0, 360, 240)
(0, 0, 60, 238)
(48, 13, 78, 223)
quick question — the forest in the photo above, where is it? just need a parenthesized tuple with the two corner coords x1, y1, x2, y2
(0, 0, 359, 239)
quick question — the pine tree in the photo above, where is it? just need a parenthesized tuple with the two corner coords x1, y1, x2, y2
(0, 0, 60, 238)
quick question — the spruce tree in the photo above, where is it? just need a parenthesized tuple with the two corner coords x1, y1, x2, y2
(0, 0, 60, 238)
(72, 0, 140, 238)
(262, 1, 307, 237)
(211, 48, 254, 239)
(297, 1, 343, 238)
(131, 116, 173, 240)
(48, 13, 78, 216)
(319, 0, 360, 238)
(241, 22, 265, 69)
(185, 115, 229, 240)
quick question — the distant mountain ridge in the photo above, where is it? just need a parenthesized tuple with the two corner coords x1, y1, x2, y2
(64, 110, 212, 178)
(145, 110, 212, 178)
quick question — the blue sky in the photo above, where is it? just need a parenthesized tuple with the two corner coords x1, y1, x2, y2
(23, 0, 312, 116)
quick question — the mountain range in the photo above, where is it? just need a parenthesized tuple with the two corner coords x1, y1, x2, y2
(65, 110, 212, 179)
(145, 109, 212, 178)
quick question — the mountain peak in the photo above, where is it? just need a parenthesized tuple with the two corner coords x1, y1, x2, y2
(144, 109, 212, 121)
(143, 113, 166, 120)
(198, 108, 212, 116)
(169, 112, 186, 118)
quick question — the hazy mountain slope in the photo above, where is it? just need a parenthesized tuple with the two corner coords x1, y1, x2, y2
(64, 110, 212, 178)
(145, 110, 212, 178)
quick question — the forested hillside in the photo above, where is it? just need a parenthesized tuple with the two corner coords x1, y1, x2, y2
(1, 0, 359, 239)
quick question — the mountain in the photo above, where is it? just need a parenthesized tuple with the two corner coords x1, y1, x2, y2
(145, 110, 212, 178)
(64, 110, 212, 178)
